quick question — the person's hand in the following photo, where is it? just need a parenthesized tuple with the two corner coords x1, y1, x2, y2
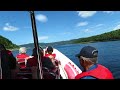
(55, 60, 61, 65)
(29, 56, 34, 58)
(25, 56, 33, 60)
(58, 61, 61, 65)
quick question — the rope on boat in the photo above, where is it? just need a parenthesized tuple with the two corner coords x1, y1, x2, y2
(29, 11, 43, 79)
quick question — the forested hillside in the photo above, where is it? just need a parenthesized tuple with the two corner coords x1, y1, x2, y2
(0, 35, 19, 49)
(21, 29, 120, 48)
(72, 29, 120, 44)
(1, 29, 119, 49)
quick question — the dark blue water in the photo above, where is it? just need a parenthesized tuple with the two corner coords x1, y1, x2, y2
(12, 40, 120, 79)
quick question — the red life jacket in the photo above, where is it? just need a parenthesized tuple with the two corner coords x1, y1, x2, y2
(16, 53, 29, 69)
(75, 64, 114, 79)
(45, 53, 60, 66)
(45, 53, 56, 59)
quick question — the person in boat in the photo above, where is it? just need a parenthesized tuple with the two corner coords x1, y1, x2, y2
(16, 47, 30, 69)
(45, 46, 60, 66)
(26, 47, 58, 79)
(75, 46, 114, 79)
(0, 44, 16, 79)
(45, 46, 56, 59)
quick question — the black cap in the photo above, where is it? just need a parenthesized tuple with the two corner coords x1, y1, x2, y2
(75, 46, 98, 58)
(47, 46, 53, 52)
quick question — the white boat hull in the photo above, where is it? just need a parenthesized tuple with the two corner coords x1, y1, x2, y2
(44, 48, 82, 79)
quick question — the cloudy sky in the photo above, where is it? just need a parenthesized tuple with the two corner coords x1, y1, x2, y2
(0, 11, 120, 45)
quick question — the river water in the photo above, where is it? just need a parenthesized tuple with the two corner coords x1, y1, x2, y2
(12, 40, 120, 79)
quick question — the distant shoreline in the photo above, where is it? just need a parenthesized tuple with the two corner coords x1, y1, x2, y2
(72, 39, 120, 44)
(9, 40, 120, 51)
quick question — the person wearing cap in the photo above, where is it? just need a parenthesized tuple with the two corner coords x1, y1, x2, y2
(75, 46, 114, 79)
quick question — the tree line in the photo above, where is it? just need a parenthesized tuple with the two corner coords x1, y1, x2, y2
(0, 29, 120, 49)
(0, 35, 19, 49)
(72, 29, 120, 44)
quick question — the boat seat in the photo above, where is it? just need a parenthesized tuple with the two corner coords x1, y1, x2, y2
(16, 67, 32, 79)
(42, 67, 56, 79)
(16, 59, 32, 79)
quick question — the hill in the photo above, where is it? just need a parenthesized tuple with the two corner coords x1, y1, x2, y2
(0, 35, 19, 49)
(1, 29, 119, 50)
(72, 29, 120, 44)
(20, 29, 120, 48)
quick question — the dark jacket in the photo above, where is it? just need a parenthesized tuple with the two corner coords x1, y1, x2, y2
(0, 44, 16, 79)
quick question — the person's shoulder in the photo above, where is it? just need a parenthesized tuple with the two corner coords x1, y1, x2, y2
(6, 50, 11, 52)
(27, 57, 38, 67)
(97, 64, 110, 70)
(25, 54, 29, 57)
(45, 54, 49, 57)
(52, 53, 56, 56)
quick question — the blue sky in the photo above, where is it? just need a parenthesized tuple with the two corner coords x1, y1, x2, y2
(0, 11, 120, 45)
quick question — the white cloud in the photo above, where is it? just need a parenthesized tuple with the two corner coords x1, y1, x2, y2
(38, 36, 49, 41)
(36, 14, 48, 23)
(103, 11, 113, 14)
(77, 11, 97, 18)
(113, 24, 120, 30)
(3, 23, 19, 31)
(76, 22, 88, 27)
